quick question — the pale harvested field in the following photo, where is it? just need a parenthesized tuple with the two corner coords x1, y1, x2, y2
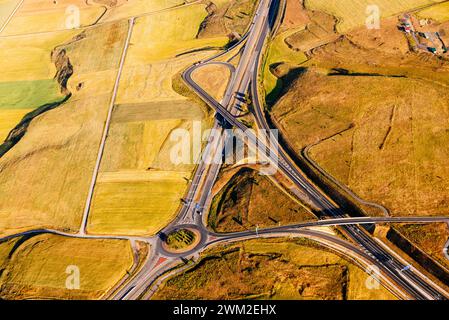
(87, 4, 229, 236)
(0, 0, 19, 28)
(154, 238, 396, 300)
(100, 0, 186, 22)
(127, 4, 228, 63)
(191, 63, 231, 101)
(88, 104, 206, 235)
(1, 0, 106, 36)
(304, 0, 445, 32)
(0, 21, 128, 236)
(0, 30, 78, 81)
(116, 55, 214, 103)
(0, 234, 133, 299)
(418, 2, 449, 22)
(88, 172, 189, 235)
(0, 109, 30, 141)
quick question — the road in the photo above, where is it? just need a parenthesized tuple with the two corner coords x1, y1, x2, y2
(107, 0, 449, 300)
(182, 0, 449, 300)
(0, 0, 24, 34)
(302, 140, 390, 217)
(80, 17, 135, 235)
(1, 0, 446, 302)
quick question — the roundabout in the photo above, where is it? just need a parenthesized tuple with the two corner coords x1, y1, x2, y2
(158, 224, 208, 257)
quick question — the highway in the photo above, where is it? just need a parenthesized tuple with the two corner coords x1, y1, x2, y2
(182, 0, 449, 300)
(0, 0, 446, 303)
(105, 0, 449, 300)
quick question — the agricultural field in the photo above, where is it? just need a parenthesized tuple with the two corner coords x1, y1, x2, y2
(153, 238, 397, 300)
(100, 0, 186, 23)
(126, 4, 228, 62)
(0, 234, 134, 299)
(0, 79, 64, 141)
(0, 20, 129, 236)
(87, 3, 231, 236)
(418, 2, 449, 22)
(208, 168, 315, 232)
(0, 0, 106, 36)
(0, 0, 20, 28)
(304, 0, 446, 32)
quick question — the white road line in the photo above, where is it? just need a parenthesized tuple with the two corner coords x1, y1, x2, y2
(0, 0, 25, 34)
(79, 17, 135, 235)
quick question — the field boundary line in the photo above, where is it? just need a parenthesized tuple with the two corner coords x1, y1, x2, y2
(80, 17, 135, 235)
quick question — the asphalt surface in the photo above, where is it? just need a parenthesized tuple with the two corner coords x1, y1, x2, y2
(183, 0, 448, 300)
(109, 0, 449, 300)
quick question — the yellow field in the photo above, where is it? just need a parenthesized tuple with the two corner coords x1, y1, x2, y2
(0, 21, 128, 237)
(0, 109, 30, 140)
(87, 4, 230, 236)
(191, 63, 231, 102)
(2, 0, 106, 36)
(304, 0, 445, 32)
(0, 30, 78, 81)
(154, 238, 396, 300)
(88, 172, 189, 235)
(0, 0, 19, 28)
(101, 0, 187, 22)
(127, 4, 228, 63)
(0, 234, 134, 299)
(117, 55, 215, 103)
(418, 2, 449, 22)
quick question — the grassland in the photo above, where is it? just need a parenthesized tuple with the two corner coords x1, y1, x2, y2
(304, 0, 446, 32)
(208, 168, 315, 232)
(0, 234, 134, 299)
(393, 223, 449, 269)
(153, 238, 396, 300)
(166, 229, 196, 250)
(273, 67, 449, 216)
(264, 1, 449, 217)
(263, 27, 308, 103)
(191, 63, 231, 101)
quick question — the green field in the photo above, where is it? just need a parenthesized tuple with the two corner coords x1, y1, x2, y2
(0, 79, 63, 110)
(263, 27, 308, 102)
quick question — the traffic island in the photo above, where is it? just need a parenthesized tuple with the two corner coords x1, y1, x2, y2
(162, 228, 201, 254)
